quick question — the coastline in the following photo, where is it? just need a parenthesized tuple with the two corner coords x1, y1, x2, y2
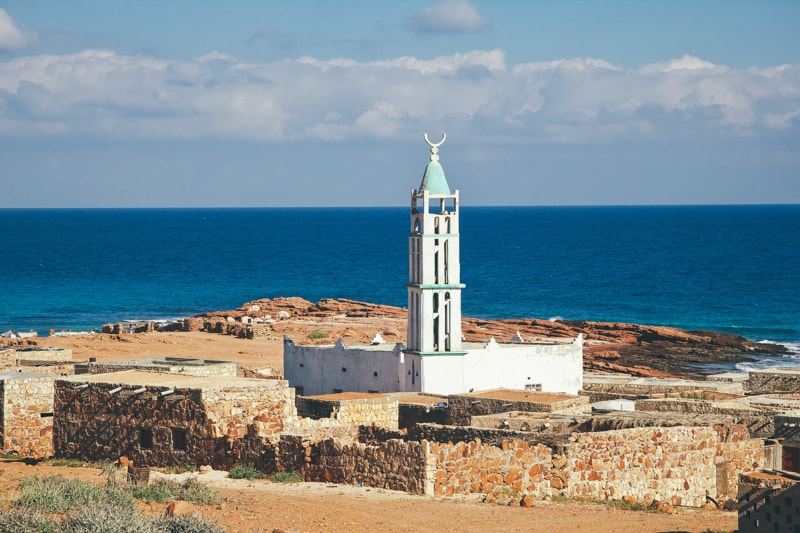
(5, 297, 796, 379)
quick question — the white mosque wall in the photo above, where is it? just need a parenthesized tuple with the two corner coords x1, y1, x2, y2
(284, 336, 584, 397)
(418, 354, 466, 396)
(462, 337, 584, 396)
(283, 338, 402, 397)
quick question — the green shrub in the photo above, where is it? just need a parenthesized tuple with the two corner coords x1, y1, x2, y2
(176, 477, 222, 505)
(129, 478, 180, 503)
(16, 476, 135, 515)
(59, 504, 156, 533)
(307, 330, 329, 340)
(154, 515, 225, 533)
(268, 471, 303, 483)
(0, 509, 56, 533)
(228, 464, 263, 480)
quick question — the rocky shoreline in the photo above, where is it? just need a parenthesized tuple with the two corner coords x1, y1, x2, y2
(100, 297, 790, 379)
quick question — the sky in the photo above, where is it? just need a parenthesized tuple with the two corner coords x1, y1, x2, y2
(0, 0, 798, 207)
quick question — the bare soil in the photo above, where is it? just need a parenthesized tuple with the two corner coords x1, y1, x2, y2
(0, 459, 736, 533)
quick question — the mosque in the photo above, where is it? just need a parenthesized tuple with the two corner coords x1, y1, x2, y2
(283, 135, 583, 396)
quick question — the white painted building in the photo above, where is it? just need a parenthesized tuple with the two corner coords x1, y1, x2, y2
(284, 135, 583, 396)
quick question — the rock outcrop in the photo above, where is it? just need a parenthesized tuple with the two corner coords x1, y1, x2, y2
(101, 297, 789, 378)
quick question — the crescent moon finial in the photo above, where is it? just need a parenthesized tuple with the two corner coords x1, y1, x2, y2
(423, 133, 446, 149)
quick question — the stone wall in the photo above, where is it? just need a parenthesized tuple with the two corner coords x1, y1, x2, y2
(0, 347, 73, 366)
(305, 438, 430, 494)
(583, 378, 744, 397)
(0, 374, 55, 457)
(54, 379, 296, 469)
(398, 403, 451, 430)
(429, 424, 760, 507)
(634, 399, 776, 437)
(295, 395, 399, 430)
(747, 369, 800, 393)
(88, 359, 238, 378)
(447, 392, 589, 426)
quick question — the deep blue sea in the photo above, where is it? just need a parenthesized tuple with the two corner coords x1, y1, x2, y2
(1, 206, 798, 370)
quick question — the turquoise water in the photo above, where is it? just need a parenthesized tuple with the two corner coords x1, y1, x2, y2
(1, 206, 798, 366)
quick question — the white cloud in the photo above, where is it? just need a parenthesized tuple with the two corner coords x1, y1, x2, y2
(0, 48, 797, 144)
(406, 0, 490, 33)
(0, 8, 37, 50)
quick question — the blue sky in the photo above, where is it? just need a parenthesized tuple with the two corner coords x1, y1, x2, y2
(1, 0, 798, 207)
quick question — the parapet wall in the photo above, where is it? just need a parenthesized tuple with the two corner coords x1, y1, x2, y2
(0, 375, 55, 458)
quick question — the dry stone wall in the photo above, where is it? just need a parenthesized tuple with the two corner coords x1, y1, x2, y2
(0, 375, 54, 457)
(747, 370, 800, 393)
(0, 347, 73, 365)
(428, 424, 761, 507)
(88, 360, 237, 378)
(447, 393, 589, 426)
(304, 438, 430, 494)
(296, 396, 399, 430)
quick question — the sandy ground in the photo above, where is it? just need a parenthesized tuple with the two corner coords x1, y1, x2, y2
(0, 460, 736, 533)
(35, 331, 286, 374)
(17, 331, 738, 532)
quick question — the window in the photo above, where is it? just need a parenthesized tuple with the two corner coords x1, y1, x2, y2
(373, 371, 378, 377)
(171, 428, 187, 451)
(139, 428, 153, 449)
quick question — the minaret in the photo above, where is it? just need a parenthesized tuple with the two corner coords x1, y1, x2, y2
(405, 134, 465, 355)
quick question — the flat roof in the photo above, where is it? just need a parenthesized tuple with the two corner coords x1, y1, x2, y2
(59, 370, 281, 390)
(750, 367, 800, 375)
(304, 391, 392, 401)
(396, 392, 448, 405)
(0, 371, 55, 381)
(462, 389, 579, 403)
(93, 357, 234, 367)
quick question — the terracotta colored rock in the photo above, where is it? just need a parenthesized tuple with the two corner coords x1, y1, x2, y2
(521, 495, 534, 507)
(165, 500, 195, 517)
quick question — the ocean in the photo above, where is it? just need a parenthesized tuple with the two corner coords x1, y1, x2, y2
(1, 205, 799, 370)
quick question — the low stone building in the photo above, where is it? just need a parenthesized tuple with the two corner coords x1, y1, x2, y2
(296, 392, 398, 430)
(447, 388, 590, 425)
(739, 474, 800, 533)
(582, 373, 745, 401)
(88, 356, 237, 378)
(0, 372, 55, 458)
(54, 371, 296, 469)
(747, 367, 800, 394)
(0, 346, 76, 375)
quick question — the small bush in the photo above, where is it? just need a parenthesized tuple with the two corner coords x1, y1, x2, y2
(59, 504, 156, 533)
(176, 477, 222, 506)
(129, 478, 180, 503)
(0, 509, 56, 533)
(154, 514, 226, 533)
(269, 471, 303, 484)
(228, 465, 263, 480)
(16, 476, 135, 515)
(307, 330, 329, 340)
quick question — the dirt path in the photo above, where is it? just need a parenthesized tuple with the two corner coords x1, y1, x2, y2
(0, 460, 736, 533)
